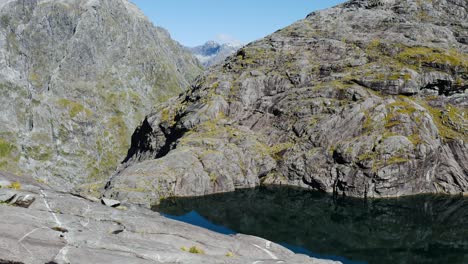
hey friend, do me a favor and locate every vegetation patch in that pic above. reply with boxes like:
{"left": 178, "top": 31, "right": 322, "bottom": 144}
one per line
{"left": 0, "top": 138, "right": 15, "bottom": 158}
{"left": 268, "top": 142, "right": 294, "bottom": 160}
{"left": 254, "top": 141, "right": 295, "bottom": 161}
{"left": 390, "top": 99, "right": 418, "bottom": 115}
{"left": 362, "top": 110, "right": 376, "bottom": 132}
{"left": 8, "top": 182, "right": 21, "bottom": 190}
{"left": 357, "top": 152, "right": 378, "bottom": 162}
{"left": 408, "top": 134, "right": 422, "bottom": 146}
{"left": 209, "top": 172, "right": 218, "bottom": 183}
{"left": 181, "top": 246, "right": 205, "bottom": 254}
{"left": 384, "top": 98, "right": 419, "bottom": 128}
{"left": 419, "top": 101, "right": 467, "bottom": 140}
{"left": 230, "top": 46, "right": 276, "bottom": 71}
{"left": 0, "top": 136, "right": 20, "bottom": 173}
{"left": 386, "top": 156, "right": 409, "bottom": 165}
{"left": 109, "top": 115, "right": 129, "bottom": 147}
{"left": 366, "top": 39, "right": 384, "bottom": 61}
{"left": 57, "top": 98, "right": 93, "bottom": 118}
{"left": 384, "top": 111, "right": 401, "bottom": 129}
{"left": 0, "top": 15, "right": 10, "bottom": 27}
{"left": 7, "top": 32, "right": 19, "bottom": 53}
{"left": 396, "top": 46, "right": 468, "bottom": 71}
{"left": 25, "top": 145, "right": 53, "bottom": 161}
{"left": 349, "top": 41, "right": 466, "bottom": 87}
{"left": 160, "top": 108, "right": 176, "bottom": 125}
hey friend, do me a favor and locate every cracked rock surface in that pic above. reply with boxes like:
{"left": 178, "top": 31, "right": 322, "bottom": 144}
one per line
{"left": 105, "top": 0, "right": 467, "bottom": 207}
{"left": 0, "top": 171, "right": 338, "bottom": 264}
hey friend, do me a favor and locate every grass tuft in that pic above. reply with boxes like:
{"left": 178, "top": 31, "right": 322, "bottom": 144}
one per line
{"left": 8, "top": 182, "right": 21, "bottom": 190}
{"left": 181, "top": 246, "right": 205, "bottom": 254}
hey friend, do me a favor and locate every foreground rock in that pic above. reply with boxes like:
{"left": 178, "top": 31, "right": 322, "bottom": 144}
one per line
{"left": 0, "top": 171, "right": 338, "bottom": 264}
{"left": 105, "top": 0, "right": 467, "bottom": 207}
{"left": 101, "top": 198, "right": 121, "bottom": 208}
{"left": 0, "top": 0, "right": 201, "bottom": 191}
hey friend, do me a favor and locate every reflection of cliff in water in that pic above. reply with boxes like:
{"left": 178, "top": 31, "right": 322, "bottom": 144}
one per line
{"left": 155, "top": 186, "right": 468, "bottom": 264}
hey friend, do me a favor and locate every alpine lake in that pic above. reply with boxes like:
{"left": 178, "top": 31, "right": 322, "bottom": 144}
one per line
{"left": 153, "top": 186, "right": 468, "bottom": 264}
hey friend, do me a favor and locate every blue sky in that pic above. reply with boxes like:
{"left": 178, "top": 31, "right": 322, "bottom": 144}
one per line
{"left": 131, "top": 0, "right": 346, "bottom": 47}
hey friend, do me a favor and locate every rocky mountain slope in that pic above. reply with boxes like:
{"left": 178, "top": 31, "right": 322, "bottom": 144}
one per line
{"left": 0, "top": 0, "right": 201, "bottom": 190}
{"left": 190, "top": 41, "right": 241, "bottom": 67}
{"left": 0, "top": 171, "right": 337, "bottom": 264}
{"left": 105, "top": 0, "right": 467, "bottom": 207}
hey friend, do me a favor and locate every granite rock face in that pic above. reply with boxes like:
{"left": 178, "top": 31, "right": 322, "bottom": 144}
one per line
{"left": 105, "top": 0, "right": 467, "bottom": 207}
{"left": 0, "top": 0, "right": 201, "bottom": 191}
{"left": 0, "top": 171, "right": 339, "bottom": 264}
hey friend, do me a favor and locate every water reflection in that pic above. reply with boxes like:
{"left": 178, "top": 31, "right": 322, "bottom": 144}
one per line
{"left": 154, "top": 186, "right": 468, "bottom": 264}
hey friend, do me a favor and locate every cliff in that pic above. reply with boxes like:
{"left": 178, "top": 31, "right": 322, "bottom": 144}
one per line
{"left": 105, "top": 0, "right": 467, "bottom": 207}
{"left": 0, "top": 0, "right": 202, "bottom": 191}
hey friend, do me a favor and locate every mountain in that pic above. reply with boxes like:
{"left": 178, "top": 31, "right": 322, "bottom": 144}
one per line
{"left": 105, "top": 0, "right": 467, "bottom": 207}
{"left": 190, "top": 41, "right": 242, "bottom": 67}
{"left": 0, "top": 0, "right": 202, "bottom": 191}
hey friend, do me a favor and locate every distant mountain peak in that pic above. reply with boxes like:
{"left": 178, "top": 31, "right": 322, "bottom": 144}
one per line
{"left": 190, "top": 41, "right": 242, "bottom": 68}
{"left": 205, "top": 40, "right": 220, "bottom": 46}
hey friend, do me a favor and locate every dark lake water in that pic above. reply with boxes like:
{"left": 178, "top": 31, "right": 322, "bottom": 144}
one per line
{"left": 153, "top": 186, "right": 468, "bottom": 264}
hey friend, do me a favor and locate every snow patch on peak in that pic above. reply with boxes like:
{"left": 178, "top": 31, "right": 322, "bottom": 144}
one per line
{"left": 190, "top": 41, "right": 242, "bottom": 68}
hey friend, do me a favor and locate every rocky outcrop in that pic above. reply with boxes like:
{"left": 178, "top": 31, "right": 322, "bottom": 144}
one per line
{"left": 105, "top": 0, "right": 467, "bottom": 207}
{"left": 0, "top": 171, "right": 338, "bottom": 264}
{"left": 190, "top": 41, "right": 242, "bottom": 67}
{"left": 0, "top": 0, "right": 201, "bottom": 191}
